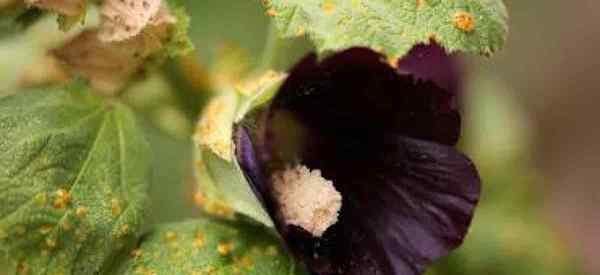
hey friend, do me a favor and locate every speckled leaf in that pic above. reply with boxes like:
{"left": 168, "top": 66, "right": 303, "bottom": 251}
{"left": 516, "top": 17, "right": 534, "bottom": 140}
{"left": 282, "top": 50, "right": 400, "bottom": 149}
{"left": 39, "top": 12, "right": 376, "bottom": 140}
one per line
{"left": 262, "top": 0, "right": 508, "bottom": 58}
{"left": 117, "top": 218, "right": 307, "bottom": 275}
{"left": 0, "top": 85, "right": 150, "bottom": 274}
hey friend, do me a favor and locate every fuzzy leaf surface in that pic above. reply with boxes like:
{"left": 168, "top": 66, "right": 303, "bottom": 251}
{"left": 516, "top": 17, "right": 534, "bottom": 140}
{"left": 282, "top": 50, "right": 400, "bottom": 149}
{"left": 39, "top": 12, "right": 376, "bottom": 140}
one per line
{"left": 0, "top": 86, "right": 150, "bottom": 274}
{"left": 117, "top": 218, "right": 307, "bottom": 275}
{"left": 263, "top": 0, "right": 508, "bottom": 58}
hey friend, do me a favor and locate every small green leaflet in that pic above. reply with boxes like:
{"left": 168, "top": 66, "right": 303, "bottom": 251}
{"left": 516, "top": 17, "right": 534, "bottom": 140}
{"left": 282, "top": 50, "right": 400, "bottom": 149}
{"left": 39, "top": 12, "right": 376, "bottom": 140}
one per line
{"left": 116, "top": 218, "right": 307, "bottom": 275}
{"left": 262, "top": 0, "right": 508, "bottom": 58}
{"left": 0, "top": 86, "right": 151, "bottom": 274}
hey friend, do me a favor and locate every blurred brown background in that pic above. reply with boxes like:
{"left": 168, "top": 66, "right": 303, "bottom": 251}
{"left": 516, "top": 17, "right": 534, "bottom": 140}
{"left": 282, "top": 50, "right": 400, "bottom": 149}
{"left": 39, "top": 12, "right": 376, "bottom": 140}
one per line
{"left": 481, "top": 0, "right": 600, "bottom": 273}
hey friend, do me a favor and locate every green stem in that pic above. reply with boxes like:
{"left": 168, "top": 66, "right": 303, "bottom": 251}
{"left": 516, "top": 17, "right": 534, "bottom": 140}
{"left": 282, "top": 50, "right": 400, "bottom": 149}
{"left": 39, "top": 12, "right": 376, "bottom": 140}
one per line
{"left": 257, "top": 21, "right": 283, "bottom": 72}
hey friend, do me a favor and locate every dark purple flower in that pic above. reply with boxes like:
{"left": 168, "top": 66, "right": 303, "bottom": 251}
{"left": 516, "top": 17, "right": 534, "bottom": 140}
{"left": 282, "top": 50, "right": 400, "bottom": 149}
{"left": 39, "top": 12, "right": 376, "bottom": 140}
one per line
{"left": 234, "top": 44, "right": 481, "bottom": 275}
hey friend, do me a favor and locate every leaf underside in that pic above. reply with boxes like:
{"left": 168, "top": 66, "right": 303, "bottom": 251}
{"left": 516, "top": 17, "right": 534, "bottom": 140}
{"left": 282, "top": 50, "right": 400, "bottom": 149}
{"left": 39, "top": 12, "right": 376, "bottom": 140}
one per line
{"left": 263, "top": 0, "right": 508, "bottom": 58}
{"left": 0, "top": 87, "right": 150, "bottom": 274}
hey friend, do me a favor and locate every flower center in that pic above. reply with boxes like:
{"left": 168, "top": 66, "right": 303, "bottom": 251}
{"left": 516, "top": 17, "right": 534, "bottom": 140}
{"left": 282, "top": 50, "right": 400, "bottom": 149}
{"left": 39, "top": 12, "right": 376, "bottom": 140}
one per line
{"left": 271, "top": 165, "right": 342, "bottom": 237}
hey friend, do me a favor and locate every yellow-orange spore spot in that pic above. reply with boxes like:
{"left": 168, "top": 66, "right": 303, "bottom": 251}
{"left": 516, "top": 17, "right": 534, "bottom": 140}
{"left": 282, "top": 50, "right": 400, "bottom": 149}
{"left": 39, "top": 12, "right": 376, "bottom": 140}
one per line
{"left": 322, "top": 2, "right": 336, "bottom": 15}
{"left": 53, "top": 189, "right": 71, "bottom": 209}
{"left": 16, "top": 262, "right": 28, "bottom": 275}
{"left": 204, "top": 266, "right": 217, "bottom": 275}
{"left": 39, "top": 224, "right": 54, "bottom": 235}
{"left": 75, "top": 207, "right": 88, "bottom": 218}
{"left": 193, "top": 231, "right": 206, "bottom": 249}
{"left": 165, "top": 231, "right": 178, "bottom": 242}
{"left": 266, "top": 8, "right": 277, "bottom": 17}
{"left": 45, "top": 237, "right": 57, "bottom": 249}
{"left": 204, "top": 201, "right": 235, "bottom": 219}
{"left": 130, "top": 248, "right": 143, "bottom": 259}
{"left": 296, "top": 26, "right": 306, "bottom": 37}
{"left": 217, "top": 241, "right": 234, "bottom": 256}
{"left": 234, "top": 255, "right": 254, "bottom": 270}
{"left": 193, "top": 191, "right": 206, "bottom": 207}
{"left": 387, "top": 56, "right": 399, "bottom": 69}
{"left": 111, "top": 198, "right": 122, "bottom": 217}
{"left": 453, "top": 11, "right": 476, "bottom": 32}
{"left": 120, "top": 224, "right": 130, "bottom": 235}
{"left": 416, "top": 0, "right": 425, "bottom": 9}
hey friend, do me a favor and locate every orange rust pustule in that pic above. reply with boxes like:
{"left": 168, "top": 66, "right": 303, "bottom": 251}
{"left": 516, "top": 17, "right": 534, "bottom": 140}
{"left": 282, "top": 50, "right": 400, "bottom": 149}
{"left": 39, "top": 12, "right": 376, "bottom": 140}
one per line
{"left": 453, "top": 11, "right": 476, "bottom": 32}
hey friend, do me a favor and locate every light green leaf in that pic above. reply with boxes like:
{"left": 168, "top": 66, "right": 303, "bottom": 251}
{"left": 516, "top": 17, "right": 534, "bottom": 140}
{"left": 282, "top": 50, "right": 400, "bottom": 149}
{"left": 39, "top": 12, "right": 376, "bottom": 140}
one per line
{"left": 193, "top": 72, "right": 288, "bottom": 227}
{"left": 192, "top": 88, "right": 273, "bottom": 226}
{"left": 263, "top": 0, "right": 508, "bottom": 58}
{"left": 0, "top": 85, "right": 151, "bottom": 274}
{"left": 117, "top": 218, "right": 307, "bottom": 275}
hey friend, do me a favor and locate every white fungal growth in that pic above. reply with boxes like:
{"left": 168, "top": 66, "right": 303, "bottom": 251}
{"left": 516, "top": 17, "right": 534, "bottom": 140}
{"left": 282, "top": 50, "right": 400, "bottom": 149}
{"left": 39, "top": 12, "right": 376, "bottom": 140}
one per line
{"left": 272, "top": 165, "right": 342, "bottom": 237}
{"left": 98, "top": 0, "right": 162, "bottom": 42}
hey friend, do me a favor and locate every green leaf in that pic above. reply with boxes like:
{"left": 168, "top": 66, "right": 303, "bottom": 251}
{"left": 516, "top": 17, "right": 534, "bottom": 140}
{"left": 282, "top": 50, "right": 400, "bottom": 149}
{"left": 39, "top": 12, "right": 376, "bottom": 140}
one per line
{"left": 192, "top": 89, "right": 273, "bottom": 226}
{"left": 193, "top": 72, "right": 288, "bottom": 227}
{"left": 146, "top": 7, "right": 194, "bottom": 66}
{"left": 183, "top": 0, "right": 311, "bottom": 72}
{"left": 262, "top": 0, "right": 508, "bottom": 58}
{"left": 0, "top": 85, "right": 151, "bottom": 274}
{"left": 116, "top": 218, "right": 307, "bottom": 275}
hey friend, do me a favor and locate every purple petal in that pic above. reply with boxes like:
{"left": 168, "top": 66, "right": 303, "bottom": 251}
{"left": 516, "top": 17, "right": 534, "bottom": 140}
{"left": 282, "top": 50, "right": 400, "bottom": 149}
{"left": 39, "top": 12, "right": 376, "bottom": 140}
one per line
{"left": 235, "top": 47, "right": 479, "bottom": 275}
{"left": 396, "top": 43, "right": 463, "bottom": 97}
{"left": 234, "top": 126, "right": 271, "bottom": 208}
{"left": 288, "top": 135, "right": 481, "bottom": 275}
{"left": 273, "top": 47, "right": 461, "bottom": 146}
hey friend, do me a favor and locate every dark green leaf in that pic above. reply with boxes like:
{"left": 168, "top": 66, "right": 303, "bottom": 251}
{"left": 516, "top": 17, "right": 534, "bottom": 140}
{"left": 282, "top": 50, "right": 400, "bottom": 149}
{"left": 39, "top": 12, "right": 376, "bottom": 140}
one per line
{"left": 0, "top": 86, "right": 151, "bottom": 274}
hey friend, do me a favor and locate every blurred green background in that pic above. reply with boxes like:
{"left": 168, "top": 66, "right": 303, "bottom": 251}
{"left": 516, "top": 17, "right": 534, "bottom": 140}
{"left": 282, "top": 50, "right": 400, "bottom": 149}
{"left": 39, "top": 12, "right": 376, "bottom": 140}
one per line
{"left": 0, "top": 0, "right": 597, "bottom": 274}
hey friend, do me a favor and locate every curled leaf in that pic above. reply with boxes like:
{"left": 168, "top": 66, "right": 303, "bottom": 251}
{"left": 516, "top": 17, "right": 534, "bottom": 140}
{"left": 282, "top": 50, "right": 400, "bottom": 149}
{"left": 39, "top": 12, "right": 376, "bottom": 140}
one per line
{"left": 0, "top": 85, "right": 151, "bottom": 274}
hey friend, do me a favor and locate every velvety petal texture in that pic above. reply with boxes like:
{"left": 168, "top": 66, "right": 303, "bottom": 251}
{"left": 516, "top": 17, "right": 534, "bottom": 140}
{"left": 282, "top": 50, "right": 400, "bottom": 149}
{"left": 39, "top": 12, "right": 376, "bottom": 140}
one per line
{"left": 235, "top": 45, "right": 481, "bottom": 275}
{"left": 396, "top": 43, "right": 463, "bottom": 97}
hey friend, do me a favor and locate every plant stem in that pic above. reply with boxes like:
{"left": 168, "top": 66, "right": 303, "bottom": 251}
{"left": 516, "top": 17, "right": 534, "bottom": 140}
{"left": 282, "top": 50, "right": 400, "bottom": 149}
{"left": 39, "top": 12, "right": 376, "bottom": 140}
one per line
{"left": 257, "top": 21, "right": 283, "bottom": 72}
